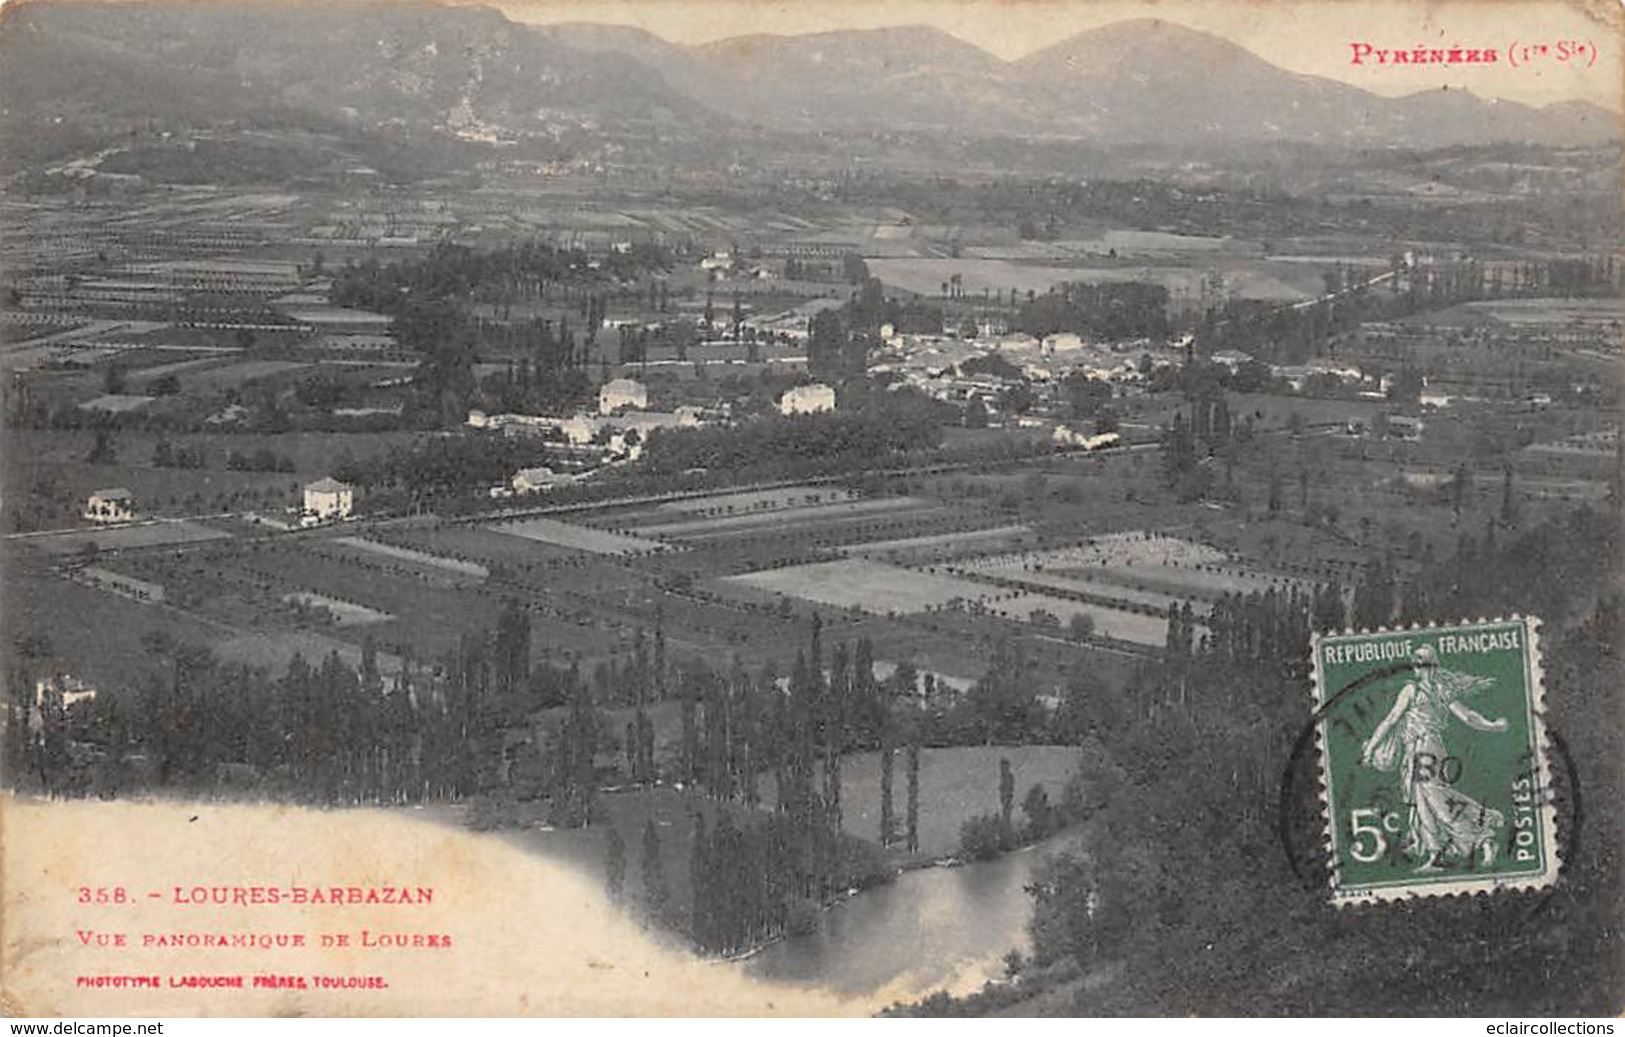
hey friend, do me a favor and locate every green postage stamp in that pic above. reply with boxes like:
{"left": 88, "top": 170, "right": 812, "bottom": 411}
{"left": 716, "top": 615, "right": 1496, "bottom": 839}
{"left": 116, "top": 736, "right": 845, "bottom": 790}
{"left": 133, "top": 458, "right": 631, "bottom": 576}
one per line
{"left": 1311, "top": 617, "right": 1559, "bottom": 904}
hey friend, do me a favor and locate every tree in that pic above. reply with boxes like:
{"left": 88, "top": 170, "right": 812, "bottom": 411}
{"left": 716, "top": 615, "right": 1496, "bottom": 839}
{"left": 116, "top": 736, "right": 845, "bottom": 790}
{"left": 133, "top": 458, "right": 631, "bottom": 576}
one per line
{"left": 1160, "top": 411, "right": 1196, "bottom": 488}
{"left": 86, "top": 428, "right": 116, "bottom": 464}
{"left": 690, "top": 811, "right": 711, "bottom": 949}
{"left": 999, "top": 757, "right": 1016, "bottom": 844}
{"left": 604, "top": 827, "right": 627, "bottom": 903}
{"left": 1451, "top": 461, "right": 1474, "bottom": 516}
{"left": 959, "top": 813, "right": 1005, "bottom": 861}
{"left": 879, "top": 743, "right": 897, "bottom": 847}
{"left": 905, "top": 742, "right": 921, "bottom": 854}
{"left": 1022, "top": 783, "right": 1053, "bottom": 841}
{"left": 1024, "top": 848, "right": 1103, "bottom": 968}
{"left": 641, "top": 818, "right": 668, "bottom": 919}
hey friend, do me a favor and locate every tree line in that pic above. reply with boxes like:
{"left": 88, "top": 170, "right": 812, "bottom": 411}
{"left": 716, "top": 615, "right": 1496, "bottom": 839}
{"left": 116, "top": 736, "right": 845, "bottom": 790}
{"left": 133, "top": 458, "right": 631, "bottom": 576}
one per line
{"left": 908, "top": 504, "right": 1620, "bottom": 1015}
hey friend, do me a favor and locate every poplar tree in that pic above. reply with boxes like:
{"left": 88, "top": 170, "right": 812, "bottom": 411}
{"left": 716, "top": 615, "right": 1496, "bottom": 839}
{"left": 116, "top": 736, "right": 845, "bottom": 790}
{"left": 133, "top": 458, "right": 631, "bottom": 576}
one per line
{"left": 641, "top": 818, "right": 667, "bottom": 919}
{"left": 879, "top": 739, "right": 896, "bottom": 847}
{"left": 905, "top": 742, "right": 921, "bottom": 854}
{"left": 605, "top": 827, "right": 626, "bottom": 903}
{"left": 999, "top": 757, "right": 1016, "bottom": 845}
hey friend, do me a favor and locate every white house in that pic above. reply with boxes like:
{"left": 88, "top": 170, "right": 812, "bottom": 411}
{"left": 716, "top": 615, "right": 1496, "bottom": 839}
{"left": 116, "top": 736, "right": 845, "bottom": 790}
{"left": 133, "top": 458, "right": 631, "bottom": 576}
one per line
{"left": 303, "top": 477, "right": 354, "bottom": 523}
{"left": 35, "top": 674, "right": 97, "bottom": 711}
{"left": 1053, "top": 426, "right": 1121, "bottom": 451}
{"left": 555, "top": 408, "right": 704, "bottom": 449}
{"left": 598, "top": 378, "right": 648, "bottom": 415}
{"left": 84, "top": 488, "right": 135, "bottom": 524}
{"left": 1210, "top": 349, "right": 1254, "bottom": 371}
{"left": 779, "top": 383, "right": 837, "bottom": 416}
{"left": 511, "top": 466, "right": 573, "bottom": 495}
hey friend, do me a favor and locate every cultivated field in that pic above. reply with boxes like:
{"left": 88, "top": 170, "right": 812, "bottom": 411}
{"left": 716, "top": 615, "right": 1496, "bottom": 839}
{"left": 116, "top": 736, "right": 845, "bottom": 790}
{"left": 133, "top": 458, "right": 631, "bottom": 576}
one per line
{"left": 212, "top": 628, "right": 404, "bottom": 675}
{"left": 960, "top": 533, "right": 1228, "bottom": 571}
{"left": 332, "top": 535, "right": 491, "bottom": 580}
{"left": 627, "top": 497, "right": 935, "bottom": 539}
{"left": 377, "top": 524, "right": 586, "bottom": 568}
{"left": 724, "top": 558, "right": 994, "bottom": 615}
{"left": 19, "top": 518, "right": 232, "bottom": 556}
{"left": 837, "top": 524, "right": 1035, "bottom": 562}
{"left": 970, "top": 567, "right": 1185, "bottom": 612}
{"left": 281, "top": 591, "right": 393, "bottom": 626}
{"left": 1426, "top": 297, "right": 1624, "bottom": 328}
{"left": 486, "top": 517, "right": 670, "bottom": 555}
{"left": 652, "top": 486, "right": 858, "bottom": 516}
{"left": 953, "top": 532, "right": 1307, "bottom": 609}
{"left": 979, "top": 591, "right": 1171, "bottom": 645}
{"left": 866, "top": 257, "right": 1316, "bottom": 303}
{"left": 1063, "top": 563, "right": 1306, "bottom": 603}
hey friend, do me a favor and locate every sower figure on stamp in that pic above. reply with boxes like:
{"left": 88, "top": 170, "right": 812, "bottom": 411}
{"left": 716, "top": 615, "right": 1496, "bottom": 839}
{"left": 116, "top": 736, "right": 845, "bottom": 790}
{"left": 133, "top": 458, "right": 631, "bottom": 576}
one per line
{"left": 1360, "top": 645, "right": 1509, "bottom": 872}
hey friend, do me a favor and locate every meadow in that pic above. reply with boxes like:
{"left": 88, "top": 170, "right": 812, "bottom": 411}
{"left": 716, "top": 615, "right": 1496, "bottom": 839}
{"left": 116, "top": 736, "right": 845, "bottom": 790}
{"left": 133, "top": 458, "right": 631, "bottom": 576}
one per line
{"left": 762, "top": 744, "right": 1084, "bottom": 859}
{"left": 724, "top": 558, "right": 995, "bottom": 615}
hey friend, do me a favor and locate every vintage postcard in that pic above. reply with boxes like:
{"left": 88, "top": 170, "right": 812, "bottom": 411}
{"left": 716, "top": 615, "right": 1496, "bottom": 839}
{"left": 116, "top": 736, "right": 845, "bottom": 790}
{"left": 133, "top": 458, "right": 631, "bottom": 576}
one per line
{"left": 1, "top": 0, "right": 1621, "bottom": 1020}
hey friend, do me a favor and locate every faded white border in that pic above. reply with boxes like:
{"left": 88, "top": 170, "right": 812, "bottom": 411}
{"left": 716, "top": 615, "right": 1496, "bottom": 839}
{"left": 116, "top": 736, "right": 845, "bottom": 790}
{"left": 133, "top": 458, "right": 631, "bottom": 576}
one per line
{"left": 1308, "top": 615, "right": 1561, "bottom": 906}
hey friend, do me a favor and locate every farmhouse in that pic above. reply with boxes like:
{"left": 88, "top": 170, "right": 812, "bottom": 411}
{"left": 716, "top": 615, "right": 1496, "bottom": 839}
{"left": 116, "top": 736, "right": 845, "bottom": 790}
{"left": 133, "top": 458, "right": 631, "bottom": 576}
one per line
{"left": 598, "top": 378, "right": 649, "bottom": 415}
{"left": 34, "top": 674, "right": 98, "bottom": 711}
{"left": 1385, "top": 415, "right": 1425, "bottom": 442}
{"left": 779, "top": 383, "right": 837, "bottom": 416}
{"left": 84, "top": 488, "right": 135, "bottom": 524}
{"left": 1053, "top": 426, "right": 1121, "bottom": 451}
{"left": 511, "top": 466, "right": 575, "bottom": 495}
{"left": 303, "top": 478, "right": 355, "bottom": 523}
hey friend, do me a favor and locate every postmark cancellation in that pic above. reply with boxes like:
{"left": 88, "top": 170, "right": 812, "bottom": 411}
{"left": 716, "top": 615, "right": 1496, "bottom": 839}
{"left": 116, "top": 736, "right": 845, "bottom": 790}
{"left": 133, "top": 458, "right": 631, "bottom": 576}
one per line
{"left": 1310, "top": 616, "right": 1559, "bottom": 905}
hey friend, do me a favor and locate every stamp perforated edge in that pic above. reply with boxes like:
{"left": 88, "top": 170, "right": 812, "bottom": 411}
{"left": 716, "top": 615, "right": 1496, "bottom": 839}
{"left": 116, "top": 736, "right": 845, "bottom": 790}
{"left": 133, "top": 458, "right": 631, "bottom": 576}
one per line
{"left": 1307, "top": 614, "right": 1561, "bottom": 907}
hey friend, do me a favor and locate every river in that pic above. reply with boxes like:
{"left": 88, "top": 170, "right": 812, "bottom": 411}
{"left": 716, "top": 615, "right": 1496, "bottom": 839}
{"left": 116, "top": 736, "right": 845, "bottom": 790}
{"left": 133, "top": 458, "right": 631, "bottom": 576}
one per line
{"left": 744, "top": 836, "right": 1078, "bottom": 1001}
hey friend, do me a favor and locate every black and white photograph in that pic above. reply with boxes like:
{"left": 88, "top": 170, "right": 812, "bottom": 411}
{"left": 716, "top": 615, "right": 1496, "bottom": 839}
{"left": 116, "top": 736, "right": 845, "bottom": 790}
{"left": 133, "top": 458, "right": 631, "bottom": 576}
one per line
{"left": 0, "top": 0, "right": 1620, "bottom": 1019}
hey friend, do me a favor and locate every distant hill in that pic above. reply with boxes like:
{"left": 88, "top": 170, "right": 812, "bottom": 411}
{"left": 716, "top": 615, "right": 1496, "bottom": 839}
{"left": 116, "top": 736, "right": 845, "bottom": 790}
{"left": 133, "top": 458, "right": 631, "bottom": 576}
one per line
{"left": 684, "top": 26, "right": 1044, "bottom": 133}
{"left": 0, "top": 4, "right": 1613, "bottom": 175}
{"left": 1014, "top": 18, "right": 1615, "bottom": 147}
{"left": 0, "top": 2, "right": 719, "bottom": 171}
{"left": 546, "top": 15, "right": 1618, "bottom": 147}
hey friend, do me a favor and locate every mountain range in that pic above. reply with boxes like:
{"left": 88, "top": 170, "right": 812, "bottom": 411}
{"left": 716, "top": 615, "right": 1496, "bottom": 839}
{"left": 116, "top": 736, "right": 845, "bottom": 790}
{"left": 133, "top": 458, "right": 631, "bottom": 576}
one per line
{"left": 538, "top": 18, "right": 1617, "bottom": 146}
{"left": 1, "top": 2, "right": 1615, "bottom": 168}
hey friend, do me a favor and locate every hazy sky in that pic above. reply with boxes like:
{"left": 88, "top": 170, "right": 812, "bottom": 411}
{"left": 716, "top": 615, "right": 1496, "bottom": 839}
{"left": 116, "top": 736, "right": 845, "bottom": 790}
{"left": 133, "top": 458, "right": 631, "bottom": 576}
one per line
{"left": 494, "top": 0, "right": 1623, "bottom": 109}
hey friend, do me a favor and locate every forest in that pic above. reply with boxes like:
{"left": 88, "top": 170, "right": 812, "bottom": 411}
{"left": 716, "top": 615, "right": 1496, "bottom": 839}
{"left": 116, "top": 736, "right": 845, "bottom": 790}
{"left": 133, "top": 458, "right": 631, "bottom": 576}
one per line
{"left": 899, "top": 503, "right": 1622, "bottom": 1016}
